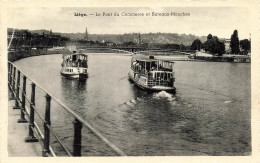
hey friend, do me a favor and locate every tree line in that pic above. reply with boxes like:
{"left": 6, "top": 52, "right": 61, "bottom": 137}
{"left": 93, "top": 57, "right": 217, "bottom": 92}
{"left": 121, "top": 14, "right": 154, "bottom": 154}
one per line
{"left": 191, "top": 30, "right": 251, "bottom": 56}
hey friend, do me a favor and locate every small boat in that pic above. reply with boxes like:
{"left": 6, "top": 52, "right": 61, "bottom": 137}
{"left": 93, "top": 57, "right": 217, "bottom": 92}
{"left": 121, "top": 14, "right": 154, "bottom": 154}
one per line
{"left": 128, "top": 54, "right": 176, "bottom": 93}
{"left": 60, "top": 52, "right": 88, "bottom": 80}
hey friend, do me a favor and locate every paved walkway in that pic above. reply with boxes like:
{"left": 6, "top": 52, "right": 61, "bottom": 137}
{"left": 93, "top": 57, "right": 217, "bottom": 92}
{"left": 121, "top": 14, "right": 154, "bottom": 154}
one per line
{"left": 8, "top": 98, "right": 42, "bottom": 157}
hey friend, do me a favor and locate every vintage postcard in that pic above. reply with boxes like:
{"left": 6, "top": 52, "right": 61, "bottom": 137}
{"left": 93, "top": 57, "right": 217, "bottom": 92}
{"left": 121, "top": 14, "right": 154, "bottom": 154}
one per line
{"left": 0, "top": 0, "right": 259, "bottom": 163}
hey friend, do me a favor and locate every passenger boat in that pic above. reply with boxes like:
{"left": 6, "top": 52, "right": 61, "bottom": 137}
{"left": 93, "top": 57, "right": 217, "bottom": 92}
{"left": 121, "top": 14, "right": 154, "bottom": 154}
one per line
{"left": 60, "top": 52, "right": 88, "bottom": 80}
{"left": 128, "top": 54, "right": 176, "bottom": 92}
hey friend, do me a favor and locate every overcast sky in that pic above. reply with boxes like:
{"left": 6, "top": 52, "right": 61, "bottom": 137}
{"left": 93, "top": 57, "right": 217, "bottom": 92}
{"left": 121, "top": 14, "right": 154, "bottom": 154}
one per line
{"left": 7, "top": 7, "right": 250, "bottom": 39}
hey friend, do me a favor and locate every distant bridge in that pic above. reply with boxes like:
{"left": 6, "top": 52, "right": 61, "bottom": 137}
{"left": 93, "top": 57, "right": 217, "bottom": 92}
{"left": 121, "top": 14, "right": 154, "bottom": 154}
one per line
{"left": 169, "top": 58, "right": 196, "bottom": 61}
{"left": 9, "top": 45, "right": 195, "bottom": 56}
{"left": 76, "top": 46, "right": 195, "bottom": 54}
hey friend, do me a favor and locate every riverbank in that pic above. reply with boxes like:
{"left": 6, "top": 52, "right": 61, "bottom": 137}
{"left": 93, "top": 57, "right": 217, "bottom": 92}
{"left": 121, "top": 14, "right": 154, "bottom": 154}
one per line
{"left": 8, "top": 49, "right": 67, "bottom": 62}
{"left": 193, "top": 51, "right": 251, "bottom": 63}
{"left": 8, "top": 48, "right": 134, "bottom": 62}
{"left": 194, "top": 55, "right": 251, "bottom": 63}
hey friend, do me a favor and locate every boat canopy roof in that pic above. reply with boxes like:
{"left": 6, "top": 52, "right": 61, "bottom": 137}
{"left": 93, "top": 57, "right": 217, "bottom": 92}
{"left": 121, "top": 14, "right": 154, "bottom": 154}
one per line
{"left": 133, "top": 54, "right": 157, "bottom": 62}
{"left": 133, "top": 54, "right": 174, "bottom": 63}
{"left": 63, "top": 53, "right": 87, "bottom": 57}
{"left": 62, "top": 52, "right": 88, "bottom": 61}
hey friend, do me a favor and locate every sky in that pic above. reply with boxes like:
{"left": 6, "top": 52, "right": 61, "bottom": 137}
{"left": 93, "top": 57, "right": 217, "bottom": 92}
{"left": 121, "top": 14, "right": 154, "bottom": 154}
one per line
{"left": 7, "top": 7, "right": 250, "bottom": 39}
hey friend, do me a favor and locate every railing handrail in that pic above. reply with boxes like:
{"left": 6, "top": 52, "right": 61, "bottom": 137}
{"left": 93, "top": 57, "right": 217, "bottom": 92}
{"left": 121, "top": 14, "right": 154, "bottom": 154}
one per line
{"left": 8, "top": 61, "right": 126, "bottom": 156}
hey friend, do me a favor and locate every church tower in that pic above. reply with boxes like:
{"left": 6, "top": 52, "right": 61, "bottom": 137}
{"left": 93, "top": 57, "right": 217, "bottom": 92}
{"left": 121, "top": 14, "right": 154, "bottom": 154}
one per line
{"left": 138, "top": 33, "right": 141, "bottom": 44}
{"left": 85, "top": 27, "right": 88, "bottom": 40}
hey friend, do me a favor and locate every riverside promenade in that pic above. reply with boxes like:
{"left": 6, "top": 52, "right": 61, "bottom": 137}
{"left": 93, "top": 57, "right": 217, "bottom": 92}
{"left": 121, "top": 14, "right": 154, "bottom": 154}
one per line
{"left": 8, "top": 93, "right": 42, "bottom": 157}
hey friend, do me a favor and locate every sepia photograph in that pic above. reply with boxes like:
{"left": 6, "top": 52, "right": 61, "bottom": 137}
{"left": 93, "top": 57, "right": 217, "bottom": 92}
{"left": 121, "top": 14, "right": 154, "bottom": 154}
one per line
{"left": 0, "top": 1, "right": 259, "bottom": 162}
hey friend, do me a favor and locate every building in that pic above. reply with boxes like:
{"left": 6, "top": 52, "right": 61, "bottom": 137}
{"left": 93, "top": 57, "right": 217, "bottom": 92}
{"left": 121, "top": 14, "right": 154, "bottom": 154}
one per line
{"left": 7, "top": 28, "right": 69, "bottom": 48}
{"left": 105, "top": 41, "right": 115, "bottom": 47}
{"left": 134, "top": 33, "right": 142, "bottom": 44}
{"left": 7, "top": 28, "right": 31, "bottom": 39}
{"left": 219, "top": 38, "right": 231, "bottom": 54}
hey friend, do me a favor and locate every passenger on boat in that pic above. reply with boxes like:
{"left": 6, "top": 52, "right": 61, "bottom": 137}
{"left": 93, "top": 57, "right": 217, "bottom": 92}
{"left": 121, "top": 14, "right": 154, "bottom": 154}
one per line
{"left": 141, "top": 69, "right": 145, "bottom": 74}
{"left": 159, "top": 64, "right": 162, "bottom": 70}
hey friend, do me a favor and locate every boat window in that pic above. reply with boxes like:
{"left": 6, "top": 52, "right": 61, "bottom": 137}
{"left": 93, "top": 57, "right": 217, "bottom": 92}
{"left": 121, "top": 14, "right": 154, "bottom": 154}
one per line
{"left": 155, "top": 72, "right": 161, "bottom": 80}
{"left": 167, "top": 73, "right": 173, "bottom": 79}
{"left": 72, "top": 55, "right": 77, "bottom": 61}
{"left": 163, "top": 73, "right": 165, "bottom": 80}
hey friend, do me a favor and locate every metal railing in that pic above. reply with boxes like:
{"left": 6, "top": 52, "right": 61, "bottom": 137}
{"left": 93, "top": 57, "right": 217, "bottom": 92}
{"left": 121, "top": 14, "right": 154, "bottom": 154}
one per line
{"left": 8, "top": 61, "right": 126, "bottom": 157}
{"left": 147, "top": 76, "right": 174, "bottom": 87}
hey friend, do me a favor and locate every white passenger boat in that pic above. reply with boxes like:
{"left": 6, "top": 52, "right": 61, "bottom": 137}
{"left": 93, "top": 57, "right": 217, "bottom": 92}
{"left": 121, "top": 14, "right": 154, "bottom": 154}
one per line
{"left": 128, "top": 54, "right": 176, "bottom": 93}
{"left": 60, "top": 52, "right": 88, "bottom": 80}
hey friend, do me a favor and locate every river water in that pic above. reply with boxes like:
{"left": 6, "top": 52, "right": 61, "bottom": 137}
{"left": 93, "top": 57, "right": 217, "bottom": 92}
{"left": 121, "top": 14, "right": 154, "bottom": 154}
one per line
{"left": 14, "top": 53, "right": 251, "bottom": 156}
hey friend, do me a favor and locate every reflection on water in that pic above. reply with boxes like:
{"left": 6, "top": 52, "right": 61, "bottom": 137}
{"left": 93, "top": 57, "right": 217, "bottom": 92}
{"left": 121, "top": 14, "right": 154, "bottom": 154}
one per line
{"left": 14, "top": 53, "right": 251, "bottom": 156}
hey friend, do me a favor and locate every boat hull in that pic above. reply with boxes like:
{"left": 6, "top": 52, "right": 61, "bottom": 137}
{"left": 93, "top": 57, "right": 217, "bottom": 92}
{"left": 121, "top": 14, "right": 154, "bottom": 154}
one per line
{"left": 60, "top": 68, "right": 88, "bottom": 80}
{"left": 61, "top": 72, "right": 88, "bottom": 79}
{"left": 128, "top": 72, "right": 176, "bottom": 93}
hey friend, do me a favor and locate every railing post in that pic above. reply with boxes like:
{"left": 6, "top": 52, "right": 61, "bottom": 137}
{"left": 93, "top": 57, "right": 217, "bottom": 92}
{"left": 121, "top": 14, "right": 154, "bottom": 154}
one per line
{"left": 25, "top": 83, "right": 38, "bottom": 142}
{"left": 12, "top": 67, "right": 16, "bottom": 93}
{"left": 9, "top": 64, "right": 15, "bottom": 100}
{"left": 9, "top": 64, "right": 13, "bottom": 88}
{"left": 18, "top": 76, "right": 28, "bottom": 123}
{"left": 42, "top": 94, "right": 51, "bottom": 157}
{"left": 8, "top": 63, "right": 11, "bottom": 84}
{"left": 13, "top": 70, "right": 21, "bottom": 109}
{"left": 73, "top": 118, "right": 82, "bottom": 156}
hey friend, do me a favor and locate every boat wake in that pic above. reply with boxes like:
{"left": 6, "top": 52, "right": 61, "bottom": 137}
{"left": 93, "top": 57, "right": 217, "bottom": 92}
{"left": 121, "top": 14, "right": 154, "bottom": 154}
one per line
{"left": 153, "top": 91, "right": 175, "bottom": 100}
{"left": 124, "top": 97, "right": 141, "bottom": 107}
{"left": 224, "top": 100, "right": 232, "bottom": 104}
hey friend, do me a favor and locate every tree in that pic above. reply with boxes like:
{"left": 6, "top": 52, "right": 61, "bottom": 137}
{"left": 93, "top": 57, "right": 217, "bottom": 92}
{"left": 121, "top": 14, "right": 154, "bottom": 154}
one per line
{"left": 180, "top": 44, "right": 186, "bottom": 51}
{"left": 203, "top": 34, "right": 214, "bottom": 52}
{"left": 240, "top": 39, "right": 250, "bottom": 54}
{"left": 202, "top": 35, "right": 225, "bottom": 56}
{"left": 191, "top": 39, "right": 202, "bottom": 51}
{"left": 123, "top": 41, "right": 136, "bottom": 47}
{"left": 207, "top": 34, "right": 212, "bottom": 40}
{"left": 230, "top": 30, "right": 240, "bottom": 54}
{"left": 211, "top": 36, "right": 225, "bottom": 56}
